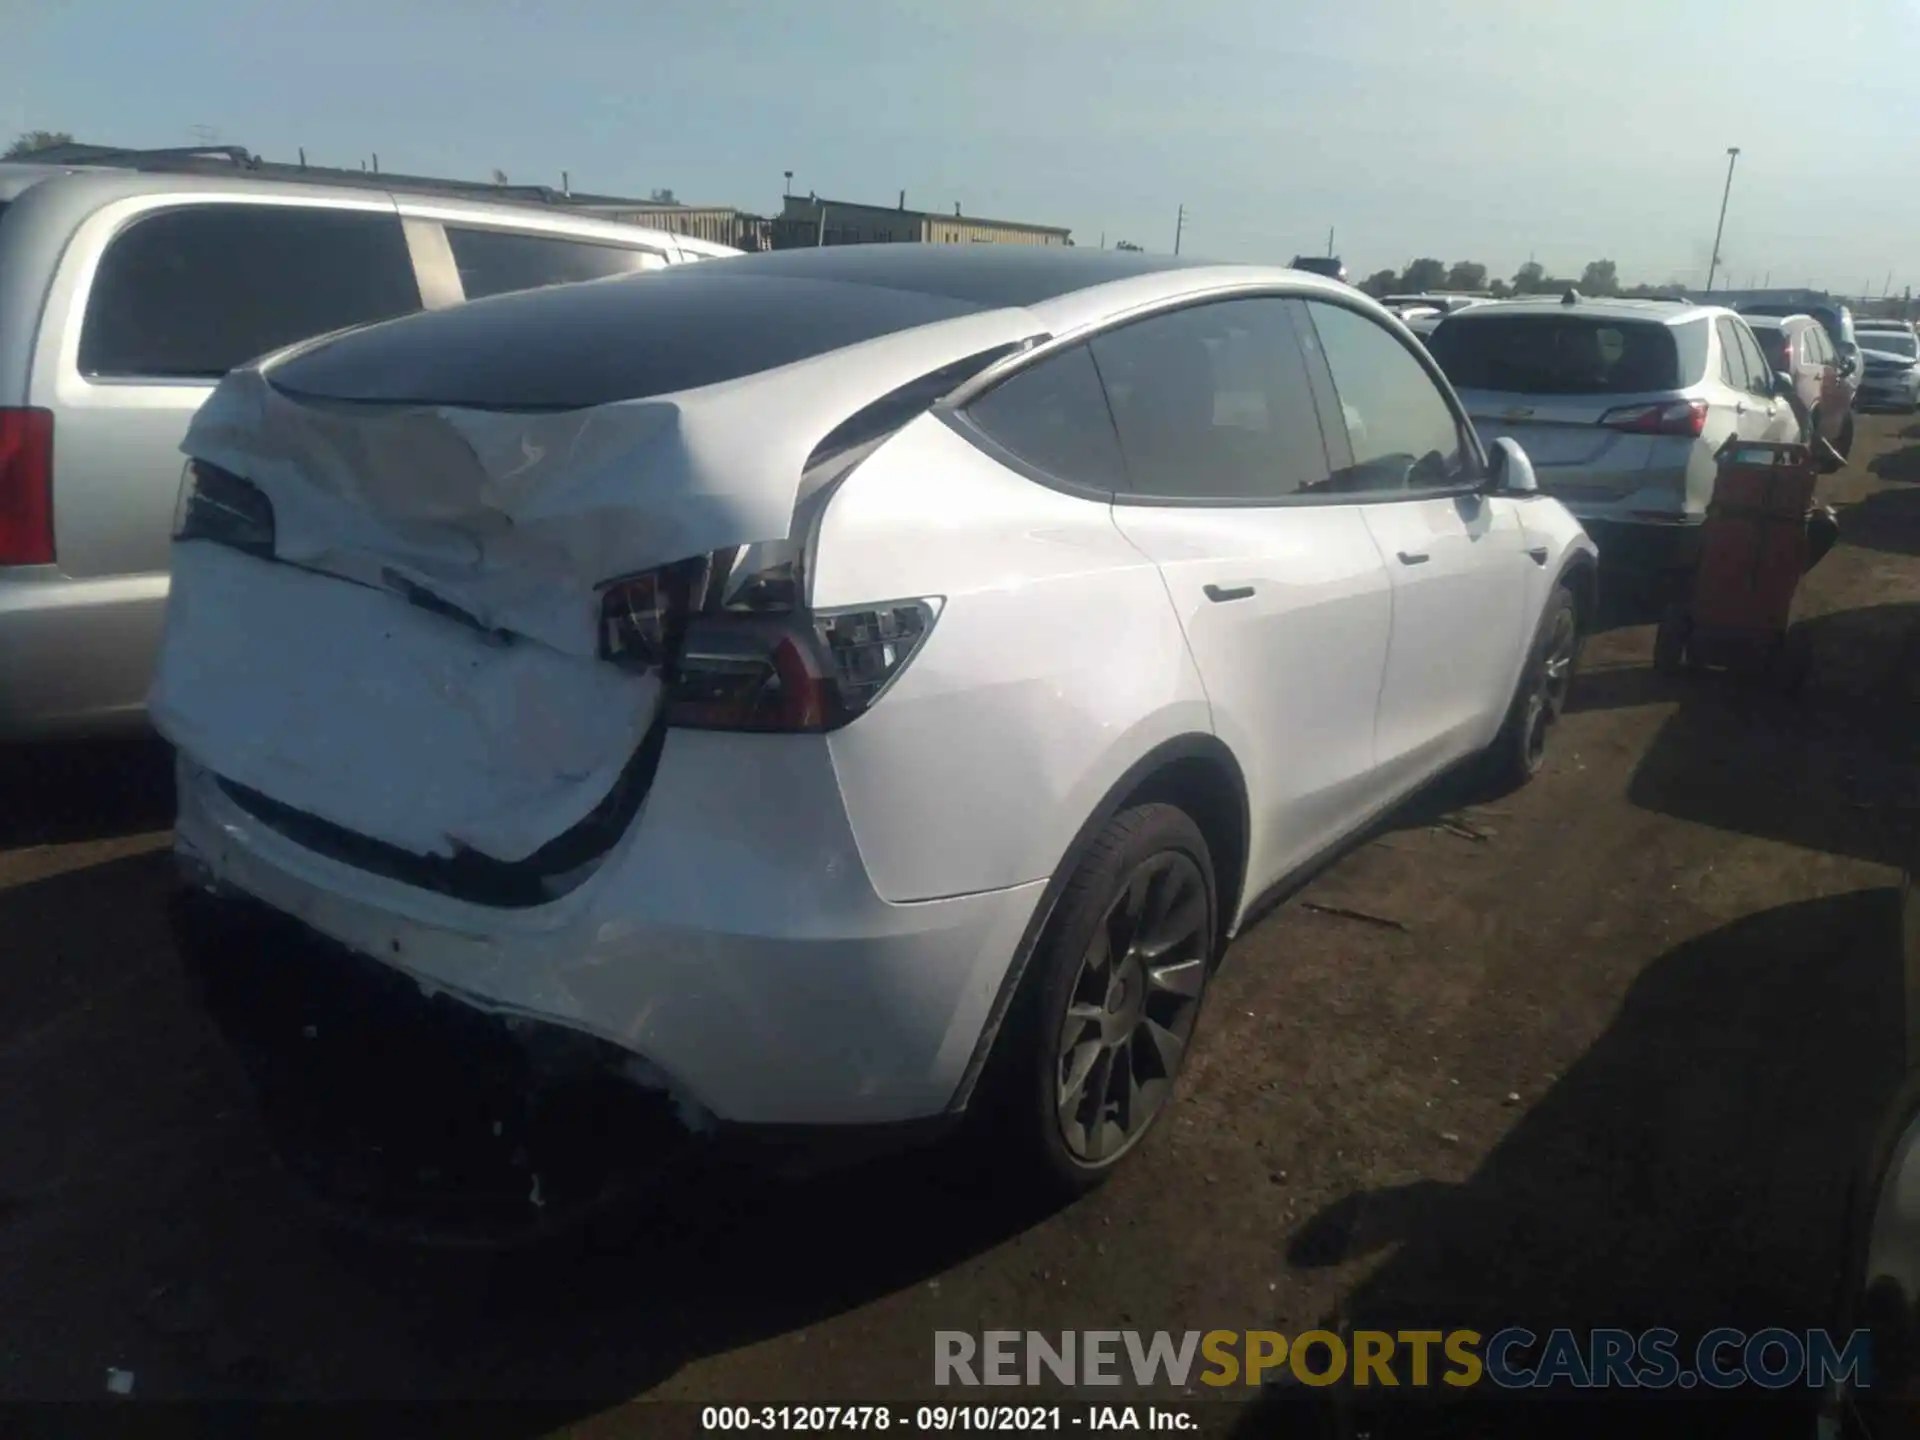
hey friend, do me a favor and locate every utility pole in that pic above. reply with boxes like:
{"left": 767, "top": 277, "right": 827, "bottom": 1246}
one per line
{"left": 1885, "top": 270, "right": 1894, "bottom": 298}
{"left": 1174, "top": 204, "right": 1186, "bottom": 256}
{"left": 1326, "top": 226, "right": 1335, "bottom": 258}
{"left": 1099, "top": 231, "right": 1105, "bottom": 249}
{"left": 783, "top": 170, "right": 793, "bottom": 199}
{"left": 1704, "top": 146, "right": 1740, "bottom": 291}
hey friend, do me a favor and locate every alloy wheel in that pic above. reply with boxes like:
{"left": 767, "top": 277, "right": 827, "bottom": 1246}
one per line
{"left": 1055, "top": 852, "right": 1210, "bottom": 1165}
{"left": 1525, "top": 605, "right": 1579, "bottom": 769}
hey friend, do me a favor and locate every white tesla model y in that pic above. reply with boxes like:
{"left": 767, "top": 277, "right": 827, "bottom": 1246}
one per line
{"left": 155, "top": 245, "right": 1595, "bottom": 1237}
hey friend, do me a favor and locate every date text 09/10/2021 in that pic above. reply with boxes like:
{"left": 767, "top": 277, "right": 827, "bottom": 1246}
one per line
{"left": 701, "top": 1406, "right": 1193, "bottom": 1431}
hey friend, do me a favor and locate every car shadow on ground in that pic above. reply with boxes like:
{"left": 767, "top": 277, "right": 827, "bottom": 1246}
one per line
{"left": 1227, "top": 885, "right": 1906, "bottom": 1439}
{"left": 0, "top": 839, "right": 1055, "bottom": 1420}
{"left": 1610, "top": 601, "right": 1920, "bottom": 870}
{"left": 0, "top": 734, "right": 175, "bottom": 849}
{"left": 1836, "top": 482, "right": 1920, "bottom": 558}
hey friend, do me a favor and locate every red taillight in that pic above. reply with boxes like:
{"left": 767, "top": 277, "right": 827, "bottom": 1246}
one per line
{"left": 667, "top": 601, "right": 939, "bottom": 734}
{"left": 0, "top": 407, "right": 54, "bottom": 566}
{"left": 1597, "top": 399, "right": 1708, "bottom": 438}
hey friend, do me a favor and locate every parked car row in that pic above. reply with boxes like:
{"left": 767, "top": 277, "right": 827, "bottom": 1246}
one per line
{"left": 1404, "top": 287, "right": 1909, "bottom": 593}
{"left": 1854, "top": 317, "right": 1920, "bottom": 412}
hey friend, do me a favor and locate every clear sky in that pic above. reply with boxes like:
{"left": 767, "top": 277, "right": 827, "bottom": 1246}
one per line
{"left": 10, "top": 0, "right": 1919, "bottom": 294}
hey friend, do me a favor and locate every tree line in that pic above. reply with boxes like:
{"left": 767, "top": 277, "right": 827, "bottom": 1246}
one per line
{"left": 1358, "top": 256, "right": 1684, "bottom": 301}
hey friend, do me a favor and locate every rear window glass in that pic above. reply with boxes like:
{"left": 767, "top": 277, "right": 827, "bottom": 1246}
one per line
{"left": 1427, "top": 315, "right": 1685, "bottom": 395}
{"left": 267, "top": 267, "right": 990, "bottom": 409}
{"left": 79, "top": 204, "right": 422, "bottom": 380}
{"left": 446, "top": 226, "right": 666, "bottom": 301}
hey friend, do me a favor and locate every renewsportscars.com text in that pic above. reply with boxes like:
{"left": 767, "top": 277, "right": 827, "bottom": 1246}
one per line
{"left": 934, "top": 1327, "right": 1872, "bottom": 1391}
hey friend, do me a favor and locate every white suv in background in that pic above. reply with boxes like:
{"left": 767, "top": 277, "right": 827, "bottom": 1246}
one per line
{"left": 157, "top": 247, "right": 1595, "bottom": 1237}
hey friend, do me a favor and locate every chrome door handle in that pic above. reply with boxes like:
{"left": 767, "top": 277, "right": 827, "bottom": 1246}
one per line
{"left": 1397, "top": 551, "right": 1430, "bottom": 566}
{"left": 1203, "top": 583, "right": 1255, "bottom": 603}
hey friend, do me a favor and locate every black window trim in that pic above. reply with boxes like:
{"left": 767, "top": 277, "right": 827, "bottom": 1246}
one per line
{"left": 941, "top": 285, "right": 1490, "bottom": 511}
{"left": 74, "top": 195, "right": 425, "bottom": 389}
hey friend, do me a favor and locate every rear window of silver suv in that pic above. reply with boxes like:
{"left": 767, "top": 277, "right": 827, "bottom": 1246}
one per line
{"left": 1427, "top": 314, "right": 1708, "bottom": 395}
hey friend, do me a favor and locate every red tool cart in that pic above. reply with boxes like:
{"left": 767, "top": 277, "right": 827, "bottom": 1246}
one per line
{"left": 1652, "top": 438, "right": 1830, "bottom": 689}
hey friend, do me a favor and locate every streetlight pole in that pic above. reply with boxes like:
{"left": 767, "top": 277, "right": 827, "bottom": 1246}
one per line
{"left": 1174, "top": 203, "right": 1186, "bottom": 256}
{"left": 783, "top": 170, "right": 793, "bottom": 200}
{"left": 1705, "top": 146, "right": 1740, "bottom": 292}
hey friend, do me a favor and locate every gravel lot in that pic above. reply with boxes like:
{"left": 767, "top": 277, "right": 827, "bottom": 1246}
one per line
{"left": 5, "top": 415, "right": 1919, "bottom": 1433}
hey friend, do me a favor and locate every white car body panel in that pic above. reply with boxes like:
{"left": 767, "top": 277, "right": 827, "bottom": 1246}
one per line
{"left": 174, "top": 738, "right": 1045, "bottom": 1126}
{"left": 812, "top": 416, "right": 1211, "bottom": 904}
{"left": 1358, "top": 494, "right": 1532, "bottom": 781}
{"left": 1108, "top": 502, "right": 1391, "bottom": 905}
{"left": 154, "top": 541, "right": 660, "bottom": 863}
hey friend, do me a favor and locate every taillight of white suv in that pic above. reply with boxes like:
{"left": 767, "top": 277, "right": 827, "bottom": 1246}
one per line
{"left": 598, "top": 554, "right": 939, "bottom": 733}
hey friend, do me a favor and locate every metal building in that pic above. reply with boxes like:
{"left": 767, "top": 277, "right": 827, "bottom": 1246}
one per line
{"left": 776, "top": 193, "right": 1072, "bottom": 247}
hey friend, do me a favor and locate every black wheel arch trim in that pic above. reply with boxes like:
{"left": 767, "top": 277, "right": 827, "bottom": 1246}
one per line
{"left": 942, "top": 732, "right": 1249, "bottom": 1115}
{"left": 1553, "top": 547, "right": 1599, "bottom": 629}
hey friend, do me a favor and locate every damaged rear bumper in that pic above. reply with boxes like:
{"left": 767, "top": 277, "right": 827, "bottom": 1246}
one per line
{"left": 172, "top": 885, "right": 696, "bottom": 1245}
{"left": 173, "top": 738, "right": 1047, "bottom": 1132}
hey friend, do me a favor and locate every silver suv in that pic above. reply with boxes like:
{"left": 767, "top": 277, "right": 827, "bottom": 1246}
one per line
{"left": 1426, "top": 294, "right": 1799, "bottom": 582}
{"left": 0, "top": 155, "right": 734, "bottom": 741}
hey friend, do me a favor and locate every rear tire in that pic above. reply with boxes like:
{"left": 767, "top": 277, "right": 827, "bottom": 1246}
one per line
{"left": 982, "top": 803, "right": 1217, "bottom": 1201}
{"left": 1484, "top": 583, "right": 1580, "bottom": 791}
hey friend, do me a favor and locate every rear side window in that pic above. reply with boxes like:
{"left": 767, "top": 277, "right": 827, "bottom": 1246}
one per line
{"left": 1428, "top": 316, "right": 1683, "bottom": 395}
{"left": 1304, "top": 300, "right": 1466, "bottom": 492}
{"left": 1086, "top": 297, "right": 1334, "bottom": 501}
{"left": 1731, "top": 323, "right": 1773, "bottom": 395}
{"left": 1716, "top": 318, "right": 1753, "bottom": 389}
{"left": 962, "top": 343, "right": 1125, "bottom": 492}
{"left": 79, "top": 204, "right": 421, "bottom": 380}
{"left": 445, "top": 226, "right": 667, "bottom": 301}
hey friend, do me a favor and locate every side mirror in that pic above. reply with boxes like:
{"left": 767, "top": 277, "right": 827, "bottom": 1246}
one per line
{"left": 1774, "top": 370, "right": 1796, "bottom": 398}
{"left": 1839, "top": 353, "right": 1859, "bottom": 377}
{"left": 1487, "top": 436, "right": 1538, "bottom": 496}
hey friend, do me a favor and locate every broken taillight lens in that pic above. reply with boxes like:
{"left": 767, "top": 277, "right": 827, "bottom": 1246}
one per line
{"left": 668, "top": 599, "right": 940, "bottom": 733}
{"left": 598, "top": 559, "right": 705, "bottom": 670}
{"left": 172, "top": 460, "right": 276, "bottom": 558}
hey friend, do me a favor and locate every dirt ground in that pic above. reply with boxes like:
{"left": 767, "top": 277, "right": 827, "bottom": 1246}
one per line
{"left": 5, "top": 416, "right": 1920, "bottom": 1435}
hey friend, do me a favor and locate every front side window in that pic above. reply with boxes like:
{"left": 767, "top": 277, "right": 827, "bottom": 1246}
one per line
{"left": 1086, "top": 298, "right": 1333, "bottom": 501}
{"left": 79, "top": 204, "right": 422, "bottom": 379}
{"left": 446, "top": 226, "right": 666, "bottom": 301}
{"left": 962, "top": 343, "right": 1126, "bottom": 492}
{"left": 1304, "top": 299, "right": 1467, "bottom": 493}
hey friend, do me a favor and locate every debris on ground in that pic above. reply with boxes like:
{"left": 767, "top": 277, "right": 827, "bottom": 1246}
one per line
{"left": 1435, "top": 815, "right": 1494, "bottom": 843}
{"left": 1299, "top": 901, "right": 1409, "bottom": 932}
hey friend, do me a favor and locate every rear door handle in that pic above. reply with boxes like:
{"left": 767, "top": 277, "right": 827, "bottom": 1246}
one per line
{"left": 1396, "top": 551, "right": 1430, "bottom": 566}
{"left": 1203, "top": 583, "right": 1256, "bottom": 603}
